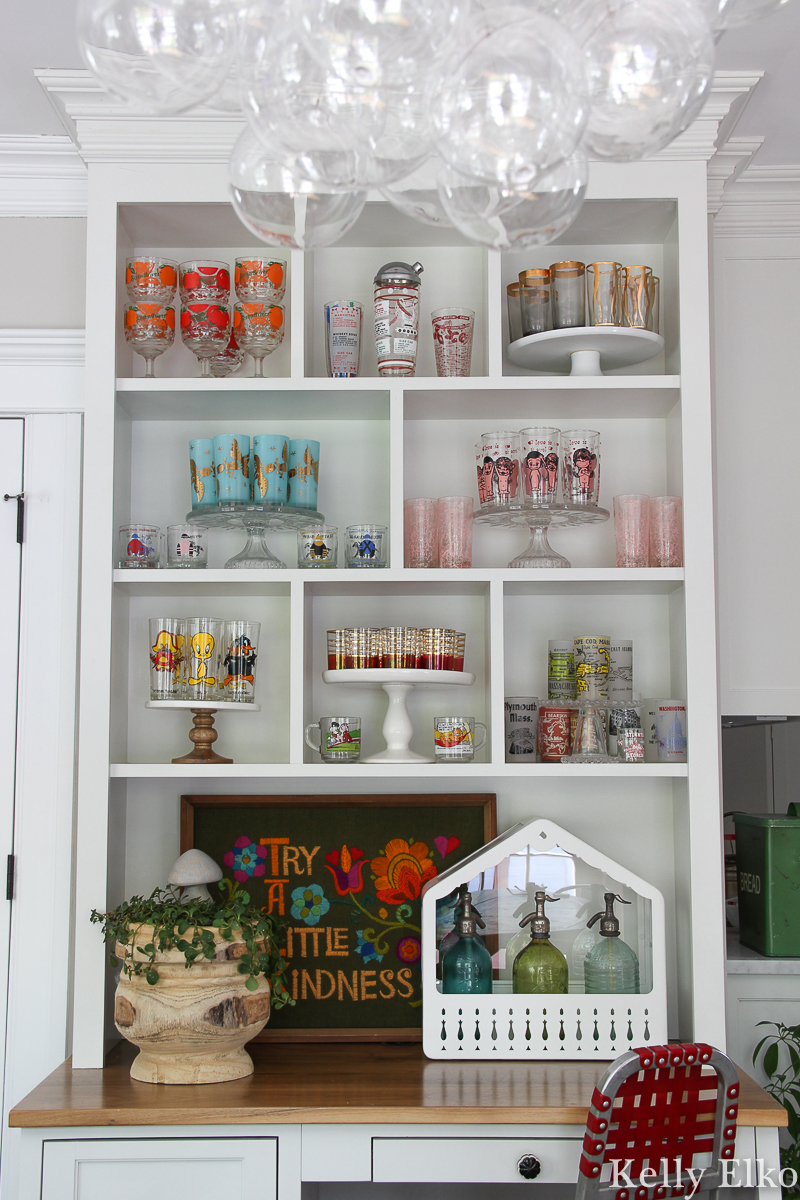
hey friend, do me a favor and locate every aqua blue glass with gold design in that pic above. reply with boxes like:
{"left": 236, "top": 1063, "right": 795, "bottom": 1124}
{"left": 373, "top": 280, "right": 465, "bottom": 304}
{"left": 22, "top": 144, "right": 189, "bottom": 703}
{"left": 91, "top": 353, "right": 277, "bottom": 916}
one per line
{"left": 189, "top": 438, "right": 217, "bottom": 508}
{"left": 288, "top": 438, "right": 320, "bottom": 509}
{"left": 214, "top": 433, "right": 250, "bottom": 503}
{"left": 252, "top": 433, "right": 290, "bottom": 505}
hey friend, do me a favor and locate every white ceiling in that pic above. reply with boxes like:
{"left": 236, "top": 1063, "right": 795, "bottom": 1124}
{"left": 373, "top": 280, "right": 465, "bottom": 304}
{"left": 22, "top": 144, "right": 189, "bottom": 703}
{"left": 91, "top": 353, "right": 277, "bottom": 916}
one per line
{"left": 3, "top": 0, "right": 800, "bottom": 165}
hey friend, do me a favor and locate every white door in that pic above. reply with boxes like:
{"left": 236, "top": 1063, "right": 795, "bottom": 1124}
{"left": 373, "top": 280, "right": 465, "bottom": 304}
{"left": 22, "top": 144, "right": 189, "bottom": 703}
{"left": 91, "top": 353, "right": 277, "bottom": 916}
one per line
{"left": 0, "top": 419, "right": 24, "bottom": 1161}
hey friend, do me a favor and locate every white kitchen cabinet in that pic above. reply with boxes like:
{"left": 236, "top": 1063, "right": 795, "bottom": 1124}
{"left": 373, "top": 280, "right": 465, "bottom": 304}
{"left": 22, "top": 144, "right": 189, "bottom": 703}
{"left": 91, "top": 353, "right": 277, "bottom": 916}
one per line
{"left": 42, "top": 1136, "right": 277, "bottom": 1200}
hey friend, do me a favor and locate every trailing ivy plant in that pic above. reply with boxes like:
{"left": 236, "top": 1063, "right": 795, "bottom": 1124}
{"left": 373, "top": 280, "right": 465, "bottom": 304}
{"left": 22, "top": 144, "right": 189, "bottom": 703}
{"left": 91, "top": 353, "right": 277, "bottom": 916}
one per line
{"left": 90, "top": 878, "right": 293, "bottom": 1009}
{"left": 753, "top": 1021, "right": 800, "bottom": 1195}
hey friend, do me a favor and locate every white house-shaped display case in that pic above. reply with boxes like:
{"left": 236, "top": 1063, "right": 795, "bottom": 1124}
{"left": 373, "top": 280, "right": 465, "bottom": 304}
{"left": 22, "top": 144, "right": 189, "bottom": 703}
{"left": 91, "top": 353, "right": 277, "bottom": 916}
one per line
{"left": 421, "top": 819, "right": 666, "bottom": 1059}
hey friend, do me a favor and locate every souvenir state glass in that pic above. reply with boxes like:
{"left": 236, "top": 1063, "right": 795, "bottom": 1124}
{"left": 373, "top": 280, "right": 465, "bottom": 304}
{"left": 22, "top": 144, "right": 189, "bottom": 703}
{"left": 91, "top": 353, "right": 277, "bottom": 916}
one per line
{"left": 476, "top": 430, "right": 521, "bottom": 509}
{"left": 184, "top": 617, "right": 224, "bottom": 701}
{"left": 252, "top": 433, "right": 290, "bottom": 504}
{"left": 622, "top": 265, "right": 653, "bottom": 329}
{"left": 324, "top": 301, "right": 363, "bottom": 377}
{"left": 167, "top": 524, "right": 208, "bottom": 568}
{"left": 235, "top": 257, "right": 286, "bottom": 303}
{"left": 562, "top": 430, "right": 600, "bottom": 506}
{"left": 550, "top": 261, "right": 585, "bottom": 328}
{"left": 613, "top": 494, "right": 651, "bottom": 567}
{"left": 233, "top": 303, "right": 285, "bottom": 377}
{"left": 520, "top": 427, "right": 560, "bottom": 505}
{"left": 189, "top": 438, "right": 218, "bottom": 508}
{"left": 655, "top": 701, "right": 687, "bottom": 763}
{"left": 298, "top": 527, "right": 338, "bottom": 568}
{"left": 404, "top": 498, "right": 438, "bottom": 568}
{"left": 431, "top": 307, "right": 475, "bottom": 377}
{"left": 518, "top": 269, "right": 551, "bottom": 336}
{"left": 437, "top": 496, "right": 473, "bottom": 568}
{"left": 125, "top": 256, "right": 177, "bottom": 304}
{"left": 180, "top": 302, "right": 231, "bottom": 376}
{"left": 587, "top": 262, "right": 622, "bottom": 326}
{"left": 214, "top": 434, "right": 251, "bottom": 504}
{"left": 346, "top": 524, "right": 387, "bottom": 568}
{"left": 179, "top": 260, "right": 231, "bottom": 303}
{"left": 650, "top": 496, "right": 683, "bottom": 567}
{"left": 220, "top": 620, "right": 260, "bottom": 702}
{"left": 123, "top": 304, "right": 175, "bottom": 376}
{"left": 305, "top": 717, "right": 362, "bottom": 763}
{"left": 504, "top": 697, "right": 538, "bottom": 761}
{"left": 288, "top": 439, "right": 320, "bottom": 509}
{"left": 149, "top": 617, "right": 184, "bottom": 700}
{"left": 574, "top": 635, "right": 611, "bottom": 703}
{"left": 433, "top": 716, "right": 487, "bottom": 762}
{"left": 118, "top": 524, "right": 160, "bottom": 569}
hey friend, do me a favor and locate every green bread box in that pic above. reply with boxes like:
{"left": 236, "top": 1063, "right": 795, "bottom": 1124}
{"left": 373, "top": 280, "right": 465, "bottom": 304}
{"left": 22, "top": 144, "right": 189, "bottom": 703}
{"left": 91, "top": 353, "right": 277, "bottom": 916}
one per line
{"left": 734, "top": 804, "right": 800, "bottom": 957}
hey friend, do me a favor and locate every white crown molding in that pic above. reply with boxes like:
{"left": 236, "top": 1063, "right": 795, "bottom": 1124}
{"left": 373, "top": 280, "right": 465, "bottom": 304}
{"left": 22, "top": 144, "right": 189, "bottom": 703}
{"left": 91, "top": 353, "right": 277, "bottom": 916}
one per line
{"left": 707, "top": 136, "right": 764, "bottom": 214}
{"left": 715, "top": 164, "right": 800, "bottom": 236}
{"left": 0, "top": 135, "right": 88, "bottom": 217}
{"left": 35, "top": 66, "right": 763, "bottom": 170}
{"left": 0, "top": 329, "right": 85, "bottom": 365}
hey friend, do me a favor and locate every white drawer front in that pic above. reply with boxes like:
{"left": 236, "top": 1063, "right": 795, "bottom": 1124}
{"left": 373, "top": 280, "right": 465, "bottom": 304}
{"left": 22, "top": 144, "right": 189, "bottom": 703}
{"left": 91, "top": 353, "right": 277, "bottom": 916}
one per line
{"left": 372, "top": 1136, "right": 582, "bottom": 1184}
{"left": 42, "top": 1137, "right": 277, "bottom": 1200}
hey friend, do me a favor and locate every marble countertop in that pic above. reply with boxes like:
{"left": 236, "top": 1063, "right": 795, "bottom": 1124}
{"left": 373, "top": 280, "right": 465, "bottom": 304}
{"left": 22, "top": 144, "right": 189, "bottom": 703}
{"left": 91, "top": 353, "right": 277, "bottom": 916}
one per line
{"left": 727, "top": 931, "right": 800, "bottom": 974}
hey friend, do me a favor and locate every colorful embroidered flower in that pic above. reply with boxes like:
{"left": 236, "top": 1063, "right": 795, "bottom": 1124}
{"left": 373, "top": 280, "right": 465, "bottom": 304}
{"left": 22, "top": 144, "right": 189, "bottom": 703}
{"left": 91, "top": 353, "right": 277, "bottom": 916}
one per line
{"left": 371, "top": 838, "right": 436, "bottom": 905}
{"left": 325, "top": 844, "right": 367, "bottom": 896}
{"left": 223, "top": 836, "right": 267, "bottom": 882}
{"left": 356, "top": 930, "right": 383, "bottom": 964}
{"left": 290, "top": 884, "right": 330, "bottom": 926}
{"left": 378, "top": 908, "right": 388, "bottom": 920}
{"left": 396, "top": 935, "right": 421, "bottom": 964}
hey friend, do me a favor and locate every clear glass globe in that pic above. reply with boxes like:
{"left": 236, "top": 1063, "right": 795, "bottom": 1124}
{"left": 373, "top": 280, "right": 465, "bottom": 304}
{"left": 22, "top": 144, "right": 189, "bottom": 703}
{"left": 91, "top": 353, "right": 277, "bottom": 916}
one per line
{"left": 238, "top": 6, "right": 386, "bottom": 187}
{"left": 437, "top": 154, "right": 588, "bottom": 250}
{"left": 229, "top": 128, "right": 367, "bottom": 249}
{"left": 580, "top": 0, "right": 715, "bottom": 160}
{"left": 704, "top": 0, "right": 792, "bottom": 29}
{"left": 298, "top": 0, "right": 458, "bottom": 88}
{"left": 364, "top": 85, "right": 433, "bottom": 187}
{"left": 431, "top": 6, "right": 589, "bottom": 190}
{"left": 77, "top": 0, "right": 236, "bottom": 114}
{"left": 380, "top": 157, "right": 453, "bottom": 226}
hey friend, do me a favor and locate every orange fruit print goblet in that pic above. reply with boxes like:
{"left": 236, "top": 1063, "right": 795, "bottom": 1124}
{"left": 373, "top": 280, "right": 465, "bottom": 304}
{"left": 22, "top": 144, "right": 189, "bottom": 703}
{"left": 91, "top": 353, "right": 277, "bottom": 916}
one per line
{"left": 233, "top": 303, "right": 285, "bottom": 377}
{"left": 123, "top": 304, "right": 175, "bottom": 377}
{"left": 180, "top": 303, "right": 231, "bottom": 377}
{"left": 234, "top": 257, "right": 287, "bottom": 304}
{"left": 125, "top": 257, "right": 178, "bottom": 305}
{"left": 178, "top": 260, "right": 231, "bottom": 303}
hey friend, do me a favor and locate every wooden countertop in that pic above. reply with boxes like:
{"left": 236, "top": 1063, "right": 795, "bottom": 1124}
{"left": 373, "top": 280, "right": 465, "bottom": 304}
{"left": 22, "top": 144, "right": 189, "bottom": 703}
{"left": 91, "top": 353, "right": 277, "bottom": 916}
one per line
{"left": 9, "top": 1042, "right": 787, "bottom": 1130}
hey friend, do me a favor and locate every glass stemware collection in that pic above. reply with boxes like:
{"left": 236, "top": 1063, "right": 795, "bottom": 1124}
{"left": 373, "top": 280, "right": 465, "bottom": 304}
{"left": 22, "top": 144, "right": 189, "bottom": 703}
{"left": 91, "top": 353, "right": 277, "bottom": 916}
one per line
{"left": 123, "top": 254, "right": 286, "bottom": 378}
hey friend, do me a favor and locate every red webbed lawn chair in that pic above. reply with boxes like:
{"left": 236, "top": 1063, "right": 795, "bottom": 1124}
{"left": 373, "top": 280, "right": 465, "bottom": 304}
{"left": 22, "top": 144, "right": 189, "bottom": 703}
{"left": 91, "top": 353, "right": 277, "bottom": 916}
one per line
{"left": 576, "top": 1043, "right": 740, "bottom": 1200}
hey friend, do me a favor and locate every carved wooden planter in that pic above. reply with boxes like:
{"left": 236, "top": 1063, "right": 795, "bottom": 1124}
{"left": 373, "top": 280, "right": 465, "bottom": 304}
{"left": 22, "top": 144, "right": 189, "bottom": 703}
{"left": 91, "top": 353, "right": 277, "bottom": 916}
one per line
{"left": 114, "top": 925, "right": 270, "bottom": 1084}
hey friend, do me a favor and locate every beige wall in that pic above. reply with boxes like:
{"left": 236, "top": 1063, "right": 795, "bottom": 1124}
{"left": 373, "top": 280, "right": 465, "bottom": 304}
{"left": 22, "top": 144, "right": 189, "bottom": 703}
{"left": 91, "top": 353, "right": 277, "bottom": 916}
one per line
{"left": 0, "top": 218, "right": 86, "bottom": 328}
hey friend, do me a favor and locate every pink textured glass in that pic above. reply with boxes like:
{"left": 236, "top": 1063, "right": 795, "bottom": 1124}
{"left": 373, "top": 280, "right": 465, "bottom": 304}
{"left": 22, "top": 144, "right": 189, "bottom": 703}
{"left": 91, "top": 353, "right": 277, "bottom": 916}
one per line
{"left": 650, "top": 496, "right": 683, "bottom": 567}
{"left": 613, "top": 494, "right": 651, "bottom": 567}
{"left": 404, "top": 497, "right": 438, "bottom": 568}
{"left": 437, "top": 496, "right": 473, "bottom": 569}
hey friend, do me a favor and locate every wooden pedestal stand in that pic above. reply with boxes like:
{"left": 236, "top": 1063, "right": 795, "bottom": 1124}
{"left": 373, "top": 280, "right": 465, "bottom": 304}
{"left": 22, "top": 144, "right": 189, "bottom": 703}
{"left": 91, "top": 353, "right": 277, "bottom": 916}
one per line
{"left": 145, "top": 700, "right": 262, "bottom": 764}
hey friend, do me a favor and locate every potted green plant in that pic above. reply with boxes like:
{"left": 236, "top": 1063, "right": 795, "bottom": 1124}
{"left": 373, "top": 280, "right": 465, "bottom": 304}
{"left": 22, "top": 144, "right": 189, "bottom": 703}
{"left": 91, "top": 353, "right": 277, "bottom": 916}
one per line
{"left": 753, "top": 1021, "right": 800, "bottom": 1196}
{"left": 91, "top": 879, "right": 292, "bottom": 1085}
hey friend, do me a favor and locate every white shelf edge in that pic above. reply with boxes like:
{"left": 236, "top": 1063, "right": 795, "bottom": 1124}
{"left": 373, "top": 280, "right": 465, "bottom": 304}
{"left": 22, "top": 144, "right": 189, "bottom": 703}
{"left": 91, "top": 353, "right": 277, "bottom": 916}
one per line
{"left": 115, "top": 374, "right": 681, "bottom": 393}
{"left": 110, "top": 761, "right": 688, "bottom": 779}
{"left": 113, "top": 567, "right": 685, "bottom": 585}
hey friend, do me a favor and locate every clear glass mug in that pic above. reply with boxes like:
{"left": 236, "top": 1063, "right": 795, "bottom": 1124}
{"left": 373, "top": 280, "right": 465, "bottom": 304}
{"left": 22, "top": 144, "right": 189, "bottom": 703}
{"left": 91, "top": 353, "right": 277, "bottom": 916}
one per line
{"left": 118, "top": 524, "right": 160, "bottom": 568}
{"left": 167, "top": 524, "right": 208, "bottom": 568}
{"left": 433, "top": 716, "right": 487, "bottom": 762}
{"left": 305, "top": 716, "right": 362, "bottom": 762}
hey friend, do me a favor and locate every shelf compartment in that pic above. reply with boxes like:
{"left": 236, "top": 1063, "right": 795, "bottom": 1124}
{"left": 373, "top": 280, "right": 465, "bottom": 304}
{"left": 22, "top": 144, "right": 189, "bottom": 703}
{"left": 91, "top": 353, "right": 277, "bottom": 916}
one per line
{"left": 115, "top": 381, "right": 391, "bottom": 422}
{"left": 303, "top": 578, "right": 491, "bottom": 764}
{"left": 404, "top": 377, "right": 681, "bottom": 420}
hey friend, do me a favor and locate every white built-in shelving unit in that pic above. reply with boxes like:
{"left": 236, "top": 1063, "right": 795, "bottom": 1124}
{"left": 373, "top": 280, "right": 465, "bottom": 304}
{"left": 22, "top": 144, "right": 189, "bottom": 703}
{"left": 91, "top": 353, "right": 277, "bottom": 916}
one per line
{"left": 44, "top": 68, "right": 725, "bottom": 1067}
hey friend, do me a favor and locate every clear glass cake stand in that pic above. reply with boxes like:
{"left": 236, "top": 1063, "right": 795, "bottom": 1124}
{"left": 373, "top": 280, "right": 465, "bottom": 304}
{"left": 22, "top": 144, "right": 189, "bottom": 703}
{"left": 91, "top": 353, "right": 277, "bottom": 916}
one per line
{"left": 185, "top": 503, "right": 325, "bottom": 568}
{"left": 473, "top": 502, "right": 610, "bottom": 568}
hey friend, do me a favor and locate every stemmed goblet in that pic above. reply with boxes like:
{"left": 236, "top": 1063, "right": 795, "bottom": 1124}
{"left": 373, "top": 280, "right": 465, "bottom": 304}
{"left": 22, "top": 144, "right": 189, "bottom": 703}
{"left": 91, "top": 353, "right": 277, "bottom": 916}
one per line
{"left": 180, "top": 302, "right": 231, "bottom": 376}
{"left": 123, "top": 303, "right": 175, "bottom": 377}
{"left": 233, "top": 303, "right": 285, "bottom": 377}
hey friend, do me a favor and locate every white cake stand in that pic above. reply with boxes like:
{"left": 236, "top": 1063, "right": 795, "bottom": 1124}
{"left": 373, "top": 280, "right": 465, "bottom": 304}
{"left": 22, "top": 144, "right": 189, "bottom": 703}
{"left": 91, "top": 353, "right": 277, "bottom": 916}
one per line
{"left": 322, "top": 668, "right": 476, "bottom": 764}
{"left": 506, "top": 327, "right": 664, "bottom": 376}
{"left": 146, "top": 698, "right": 261, "bottom": 764}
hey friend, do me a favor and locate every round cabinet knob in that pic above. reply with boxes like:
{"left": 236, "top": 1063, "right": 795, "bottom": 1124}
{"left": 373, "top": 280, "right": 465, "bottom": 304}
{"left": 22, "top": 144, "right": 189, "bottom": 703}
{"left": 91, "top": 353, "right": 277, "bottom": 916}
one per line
{"left": 517, "top": 1154, "right": 542, "bottom": 1180}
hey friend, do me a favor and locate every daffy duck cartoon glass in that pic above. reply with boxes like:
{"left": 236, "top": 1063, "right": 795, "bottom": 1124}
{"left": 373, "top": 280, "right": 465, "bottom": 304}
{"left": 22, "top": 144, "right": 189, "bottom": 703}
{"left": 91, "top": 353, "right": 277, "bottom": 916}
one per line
{"left": 297, "top": 527, "right": 338, "bottom": 568}
{"left": 184, "top": 617, "right": 223, "bottom": 702}
{"left": 149, "top": 618, "right": 185, "bottom": 699}
{"left": 221, "top": 621, "right": 260, "bottom": 702}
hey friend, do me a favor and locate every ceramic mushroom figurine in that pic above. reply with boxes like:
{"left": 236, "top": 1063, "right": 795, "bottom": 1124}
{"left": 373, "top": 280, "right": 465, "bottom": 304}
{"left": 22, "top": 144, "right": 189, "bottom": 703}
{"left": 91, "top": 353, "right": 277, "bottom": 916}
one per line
{"left": 168, "top": 849, "right": 223, "bottom": 901}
